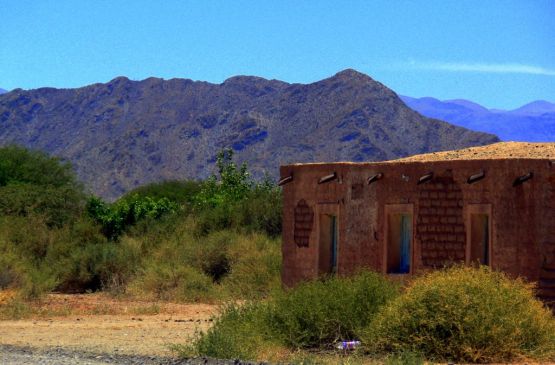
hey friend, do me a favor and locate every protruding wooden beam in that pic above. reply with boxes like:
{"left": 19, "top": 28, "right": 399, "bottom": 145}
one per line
{"left": 417, "top": 172, "right": 434, "bottom": 185}
{"left": 318, "top": 172, "right": 337, "bottom": 184}
{"left": 278, "top": 174, "right": 293, "bottom": 186}
{"left": 513, "top": 172, "right": 533, "bottom": 187}
{"left": 367, "top": 172, "right": 383, "bottom": 185}
{"left": 467, "top": 170, "right": 485, "bottom": 184}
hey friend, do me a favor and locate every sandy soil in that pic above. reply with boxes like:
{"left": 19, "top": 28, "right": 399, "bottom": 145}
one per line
{"left": 0, "top": 293, "right": 219, "bottom": 357}
{"left": 395, "top": 141, "right": 555, "bottom": 162}
{"left": 289, "top": 142, "right": 555, "bottom": 166}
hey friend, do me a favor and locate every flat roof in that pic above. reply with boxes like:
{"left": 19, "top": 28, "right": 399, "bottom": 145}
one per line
{"left": 286, "top": 142, "right": 555, "bottom": 167}
{"left": 394, "top": 142, "right": 555, "bottom": 162}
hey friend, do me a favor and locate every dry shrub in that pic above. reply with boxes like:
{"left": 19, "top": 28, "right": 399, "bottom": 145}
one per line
{"left": 221, "top": 232, "right": 281, "bottom": 298}
{"left": 364, "top": 266, "right": 555, "bottom": 363}
{"left": 129, "top": 263, "right": 219, "bottom": 302}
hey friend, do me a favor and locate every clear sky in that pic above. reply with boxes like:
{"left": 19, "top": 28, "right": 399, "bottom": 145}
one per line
{"left": 1, "top": 0, "right": 553, "bottom": 109}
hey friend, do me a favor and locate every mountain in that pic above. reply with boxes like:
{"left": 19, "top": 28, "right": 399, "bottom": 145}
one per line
{"left": 0, "top": 70, "right": 498, "bottom": 200}
{"left": 509, "top": 100, "right": 555, "bottom": 116}
{"left": 401, "top": 96, "right": 555, "bottom": 142}
{"left": 0, "top": 88, "right": 7, "bottom": 94}
{"left": 444, "top": 99, "right": 489, "bottom": 113}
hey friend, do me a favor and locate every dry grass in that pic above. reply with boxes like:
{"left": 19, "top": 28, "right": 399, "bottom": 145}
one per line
{"left": 0, "top": 291, "right": 218, "bottom": 319}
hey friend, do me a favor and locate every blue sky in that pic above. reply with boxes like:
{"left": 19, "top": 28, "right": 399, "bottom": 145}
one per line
{"left": 1, "top": 0, "right": 553, "bottom": 109}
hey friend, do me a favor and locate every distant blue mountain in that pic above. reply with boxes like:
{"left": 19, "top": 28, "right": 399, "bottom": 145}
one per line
{"left": 400, "top": 96, "right": 555, "bottom": 142}
{"left": 0, "top": 88, "right": 7, "bottom": 94}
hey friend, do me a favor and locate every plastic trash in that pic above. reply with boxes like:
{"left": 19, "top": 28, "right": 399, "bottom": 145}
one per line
{"left": 336, "top": 340, "right": 361, "bottom": 350}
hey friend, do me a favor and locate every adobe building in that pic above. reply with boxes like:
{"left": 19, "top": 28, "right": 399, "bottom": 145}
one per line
{"left": 280, "top": 142, "right": 555, "bottom": 305}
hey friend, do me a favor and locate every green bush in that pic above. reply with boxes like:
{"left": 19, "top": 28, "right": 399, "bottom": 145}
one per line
{"left": 19, "top": 266, "right": 58, "bottom": 299}
{"left": 0, "top": 145, "right": 80, "bottom": 189}
{"left": 365, "top": 266, "right": 555, "bottom": 363}
{"left": 194, "top": 148, "right": 253, "bottom": 208}
{"left": 0, "top": 146, "right": 84, "bottom": 227}
{"left": 185, "top": 303, "right": 278, "bottom": 361}
{"left": 0, "top": 146, "right": 282, "bottom": 301}
{"left": 0, "top": 184, "right": 84, "bottom": 227}
{"left": 0, "top": 214, "right": 136, "bottom": 295}
{"left": 268, "top": 271, "right": 399, "bottom": 349}
{"left": 221, "top": 232, "right": 282, "bottom": 299}
{"left": 188, "top": 271, "right": 399, "bottom": 361}
{"left": 122, "top": 180, "right": 202, "bottom": 206}
{"left": 0, "top": 252, "right": 23, "bottom": 289}
{"left": 194, "top": 187, "right": 281, "bottom": 237}
{"left": 193, "top": 148, "right": 282, "bottom": 237}
{"left": 130, "top": 263, "right": 218, "bottom": 302}
{"left": 0, "top": 215, "right": 59, "bottom": 298}
{"left": 125, "top": 225, "right": 281, "bottom": 302}
{"left": 235, "top": 186, "right": 282, "bottom": 236}
{"left": 86, "top": 194, "right": 178, "bottom": 240}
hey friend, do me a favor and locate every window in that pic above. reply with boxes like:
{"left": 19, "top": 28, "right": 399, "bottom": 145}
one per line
{"left": 319, "top": 214, "right": 338, "bottom": 274}
{"left": 466, "top": 205, "right": 492, "bottom": 266}
{"left": 385, "top": 205, "right": 413, "bottom": 274}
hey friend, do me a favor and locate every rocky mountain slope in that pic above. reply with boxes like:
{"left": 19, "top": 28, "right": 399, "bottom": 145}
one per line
{"left": 0, "top": 70, "right": 498, "bottom": 200}
{"left": 401, "top": 96, "right": 555, "bottom": 142}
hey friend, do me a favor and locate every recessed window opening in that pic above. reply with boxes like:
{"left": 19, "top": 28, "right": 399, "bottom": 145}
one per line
{"left": 319, "top": 214, "right": 338, "bottom": 275}
{"left": 470, "top": 214, "right": 489, "bottom": 265}
{"left": 387, "top": 213, "right": 412, "bottom": 274}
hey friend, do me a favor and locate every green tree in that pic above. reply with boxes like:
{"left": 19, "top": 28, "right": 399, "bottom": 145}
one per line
{"left": 86, "top": 194, "right": 178, "bottom": 240}
{"left": 195, "top": 148, "right": 253, "bottom": 207}
{"left": 0, "top": 145, "right": 79, "bottom": 188}
{"left": 0, "top": 145, "right": 84, "bottom": 226}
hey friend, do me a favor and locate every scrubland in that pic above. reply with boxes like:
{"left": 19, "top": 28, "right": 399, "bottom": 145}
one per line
{"left": 1, "top": 145, "right": 554, "bottom": 364}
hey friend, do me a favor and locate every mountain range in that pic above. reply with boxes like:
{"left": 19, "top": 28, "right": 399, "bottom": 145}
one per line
{"left": 0, "top": 88, "right": 7, "bottom": 94}
{"left": 401, "top": 96, "right": 555, "bottom": 142}
{"left": 0, "top": 70, "right": 498, "bottom": 200}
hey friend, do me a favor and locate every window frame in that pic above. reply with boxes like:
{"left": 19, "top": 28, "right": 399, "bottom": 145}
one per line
{"left": 383, "top": 204, "right": 415, "bottom": 275}
{"left": 465, "top": 204, "right": 493, "bottom": 267}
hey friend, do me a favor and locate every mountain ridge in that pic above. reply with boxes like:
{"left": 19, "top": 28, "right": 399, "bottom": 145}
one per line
{"left": 400, "top": 96, "right": 555, "bottom": 142}
{"left": 0, "top": 70, "right": 498, "bottom": 200}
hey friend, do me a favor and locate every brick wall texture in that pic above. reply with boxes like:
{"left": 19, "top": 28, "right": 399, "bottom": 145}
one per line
{"left": 280, "top": 158, "right": 555, "bottom": 305}
{"left": 417, "top": 172, "right": 466, "bottom": 267}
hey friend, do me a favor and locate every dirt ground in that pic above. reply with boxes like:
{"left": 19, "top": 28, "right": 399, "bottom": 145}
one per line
{"left": 0, "top": 292, "right": 219, "bottom": 357}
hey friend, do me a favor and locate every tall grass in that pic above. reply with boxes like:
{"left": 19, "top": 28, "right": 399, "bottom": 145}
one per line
{"left": 126, "top": 222, "right": 282, "bottom": 302}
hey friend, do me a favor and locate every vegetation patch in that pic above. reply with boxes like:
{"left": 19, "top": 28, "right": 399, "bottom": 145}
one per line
{"left": 183, "top": 267, "right": 555, "bottom": 363}
{"left": 181, "top": 271, "right": 399, "bottom": 361}
{"left": 267, "top": 271, "right": 399, "bottom": 349}
{"left": 0, "top": 146, "right": 282, "bottom": 299}
{"left": 364, "top": 266, "right": 555, "bottom": 363}
{"left": 3, "top": 145, "right": 555, "bottom": 364}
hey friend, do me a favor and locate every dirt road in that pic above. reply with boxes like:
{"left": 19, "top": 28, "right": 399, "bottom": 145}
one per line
{"left": 0, "top": 345, "right": 260, "bottom": 365}
{"left": 0, "top": 313, "right": 212, "bottom": 356}
{"left": 0, "top": 293, "right": 223, "bottom": 362}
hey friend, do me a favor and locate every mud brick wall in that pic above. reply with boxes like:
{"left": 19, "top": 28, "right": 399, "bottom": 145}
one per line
{"left": 293, "top": 199, "right": 313, "bottom": 247}
{"left": 417, "top": 173, "right": 465, "bottom": 267}
{"left": 281, "top": 158, "right": 555, "bottom": 290}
